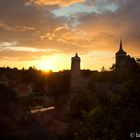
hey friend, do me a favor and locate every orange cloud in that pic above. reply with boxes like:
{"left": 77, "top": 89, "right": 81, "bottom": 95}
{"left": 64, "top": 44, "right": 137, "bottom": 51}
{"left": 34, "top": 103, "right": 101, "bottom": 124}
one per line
{"left": 0, "top": 0, "right": 140, "bottom": 71}
{"left": 31, "top": 0, "right": 85, "bottom": 6}
{"left": 0, "top": 22, "right": 36, "bottom": 32}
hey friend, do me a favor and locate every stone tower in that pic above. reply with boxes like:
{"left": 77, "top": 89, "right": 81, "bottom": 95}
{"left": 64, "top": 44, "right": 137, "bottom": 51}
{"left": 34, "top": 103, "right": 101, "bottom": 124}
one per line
{"left": 115, "top": 40, "right": 127, "bottom": 76}
{"left": 70, "top": 53, "right": 81, "bottom": 90}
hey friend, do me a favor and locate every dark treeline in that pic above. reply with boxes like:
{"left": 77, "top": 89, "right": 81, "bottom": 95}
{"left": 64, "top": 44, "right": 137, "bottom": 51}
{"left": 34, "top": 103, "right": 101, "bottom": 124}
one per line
{"left": 0, "top": 65, "right": 140, "bottom": 139}
{"left": 68, "top": 63, "right": 140, "bottom": 140}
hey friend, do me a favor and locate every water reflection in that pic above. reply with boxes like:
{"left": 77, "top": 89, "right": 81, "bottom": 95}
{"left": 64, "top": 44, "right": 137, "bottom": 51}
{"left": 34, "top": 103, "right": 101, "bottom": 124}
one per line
{"left": 30, "top": 106, "right": 55, "bottom": 113}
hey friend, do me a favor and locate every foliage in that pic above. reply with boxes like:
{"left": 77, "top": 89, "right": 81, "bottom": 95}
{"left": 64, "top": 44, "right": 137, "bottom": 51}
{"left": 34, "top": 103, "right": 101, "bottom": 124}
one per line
{"left": 70, "top": 90, "right": 95, "bottom": 118}
{"left": 69, "top": 73, "right": 140, "bottom": 140}
{"left": 0, "top": 66, "right": 140, "bottom": 139}
{"left": 0, "top": 85, "right": 28, "bottom": 139}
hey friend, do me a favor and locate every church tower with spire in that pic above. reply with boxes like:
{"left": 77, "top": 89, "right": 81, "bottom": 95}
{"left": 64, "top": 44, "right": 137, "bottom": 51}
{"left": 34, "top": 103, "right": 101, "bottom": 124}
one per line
{"left": 115, "top": 40, "right": 127, "bottom": 76}
{"left": 70, "top": 53, "right": 81, "bottom": 90}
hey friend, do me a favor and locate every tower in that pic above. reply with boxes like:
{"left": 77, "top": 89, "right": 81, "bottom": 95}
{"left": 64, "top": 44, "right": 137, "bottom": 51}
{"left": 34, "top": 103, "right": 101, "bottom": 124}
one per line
{"left": 115, "top": 39, "right": 127, "bottom": 76}
{"left": 70, "top": 53, "right": 81, "bottom": 90}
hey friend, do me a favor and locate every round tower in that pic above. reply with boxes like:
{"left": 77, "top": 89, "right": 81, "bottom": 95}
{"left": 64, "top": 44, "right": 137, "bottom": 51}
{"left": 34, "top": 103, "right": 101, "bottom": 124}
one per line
{"left": 70, "top": 53, "right": 81, "bottom": 90}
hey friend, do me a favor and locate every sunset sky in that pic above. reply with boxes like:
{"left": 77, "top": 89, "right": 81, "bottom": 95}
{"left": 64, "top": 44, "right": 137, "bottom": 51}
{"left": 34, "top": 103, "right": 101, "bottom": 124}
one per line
{"left": 0, "top": 0, "right": 140, "bottom": 71}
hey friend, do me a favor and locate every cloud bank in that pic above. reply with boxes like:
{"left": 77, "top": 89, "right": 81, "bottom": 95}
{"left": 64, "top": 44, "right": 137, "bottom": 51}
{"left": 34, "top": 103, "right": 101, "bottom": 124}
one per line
{"left": 0, "top": 0, "right": 139, "bottom": 70}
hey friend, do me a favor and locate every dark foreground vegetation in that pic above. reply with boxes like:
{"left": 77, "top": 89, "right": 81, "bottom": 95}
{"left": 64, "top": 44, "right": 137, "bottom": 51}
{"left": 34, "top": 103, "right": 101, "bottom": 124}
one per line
{"left": 0, "top": 65, "right": 140, "bottom": 140}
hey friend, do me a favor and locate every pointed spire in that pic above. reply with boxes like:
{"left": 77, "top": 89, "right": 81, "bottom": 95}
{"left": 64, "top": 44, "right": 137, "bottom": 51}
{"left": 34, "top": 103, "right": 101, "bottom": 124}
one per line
{"left": 116, "top": 39, "right": 126, "bottom": 55}
{"left": 119, "top": 39, "right": 123, "bottom": 51}
{"left": 72, "top": 52, "right": 80, "bottom": 61}
{"left": 75, "top": 53, "right": 78, "bottom": 57}
{"left": 75, "top": 53, "right": 80, "bottom": 59}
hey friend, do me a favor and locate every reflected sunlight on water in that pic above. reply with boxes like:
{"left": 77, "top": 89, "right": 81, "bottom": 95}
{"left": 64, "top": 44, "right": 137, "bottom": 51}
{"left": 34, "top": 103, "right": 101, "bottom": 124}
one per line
{"left": 30, "top": 106, "right": 55, "bottom": 113}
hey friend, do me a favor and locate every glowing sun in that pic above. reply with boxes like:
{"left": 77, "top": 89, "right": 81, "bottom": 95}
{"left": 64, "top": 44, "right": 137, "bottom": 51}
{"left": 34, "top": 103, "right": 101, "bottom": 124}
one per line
{"left": 36, "top": 59, "right": 57, "bottom": 71}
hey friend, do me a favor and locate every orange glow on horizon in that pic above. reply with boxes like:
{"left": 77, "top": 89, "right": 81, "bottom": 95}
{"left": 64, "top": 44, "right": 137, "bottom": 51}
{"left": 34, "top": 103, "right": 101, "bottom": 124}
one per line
{"left": 36, "top": 59, "right": 57, "bottom": 71}
{"left": 35, "top": 54, "right": 70, "bottom": 72}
